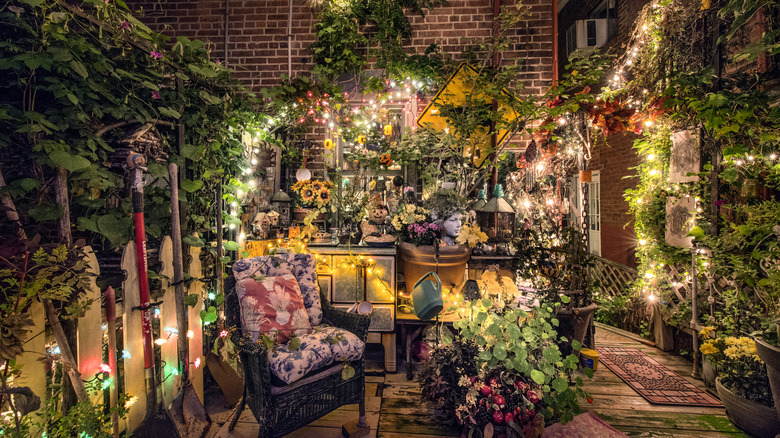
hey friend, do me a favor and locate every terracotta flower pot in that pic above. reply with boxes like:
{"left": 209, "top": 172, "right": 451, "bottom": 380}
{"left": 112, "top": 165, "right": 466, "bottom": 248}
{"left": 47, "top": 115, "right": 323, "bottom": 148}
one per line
{"left": 755, "top": 337, "right": 780, "bottom": 432}
{"left": 716, "top": 377, "right": 780, "bottom": 438}
{"left": 398, "top": 242, "right": 471, "bottom": 295}
{"left": 578, "top": 170, "right": 592, "bottom": 183}
{"left": 292, "top": 207, "right": 326, "bottom": 223}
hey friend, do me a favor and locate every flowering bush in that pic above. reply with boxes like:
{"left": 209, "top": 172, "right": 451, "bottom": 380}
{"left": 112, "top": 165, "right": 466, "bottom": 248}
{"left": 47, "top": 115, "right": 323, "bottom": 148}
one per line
{"left": 456, "top": 223, "right": 489, "bottom": 248}
{"left": 455, "top": 370, "right": 545, "bottom": 438}
{"left": 699, "top": 327, "right": 773, "bottom": 406}
{"left": 390, "top": 204, "right": 442, "bottom": 245}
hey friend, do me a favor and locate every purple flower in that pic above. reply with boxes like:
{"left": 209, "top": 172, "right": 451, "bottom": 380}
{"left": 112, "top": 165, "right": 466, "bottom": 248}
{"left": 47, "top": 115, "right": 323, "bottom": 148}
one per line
{"left": 119, "top": 21, "right": 130, "bottom": 31}
{"left": 215, "top": 59, "right": 221, "bottom": 64}
{"left": 151, "top": 91, "right": 161, "bottom": 100}
{"left": 714, "top": 200, "right": 725, "bottom": 207}
{"left": 403, "top": 186, "right": 414, "bottom": 194}
{"left": 150, "top": 51, "right": 162, "bottom": 59}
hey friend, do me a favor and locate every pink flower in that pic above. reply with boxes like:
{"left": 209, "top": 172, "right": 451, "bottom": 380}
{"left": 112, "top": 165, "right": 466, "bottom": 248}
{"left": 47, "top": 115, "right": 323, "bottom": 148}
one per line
{"left": 150, "top": 51, "right": 162, "bottom": 59}
{"left": 119, "top": 21, "right": 130, "bottom": 31}
{"left": 151, "top": 91, "right": 160, "bottom": 99}
{"left": 403, "top": 186, "right": 414, "bottom": 194}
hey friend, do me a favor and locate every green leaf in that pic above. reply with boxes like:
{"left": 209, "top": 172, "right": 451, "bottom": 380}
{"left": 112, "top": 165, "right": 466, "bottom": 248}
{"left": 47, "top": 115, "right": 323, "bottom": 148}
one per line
{"left": 48, "top": 151, "right": 91, "bottom": 172}
{"left": 181, "top": 179, "right": 204, "bottom": 193}
{"left": 183, "top": 235, "right": 206, "bottom": 247}
{"left": 552, "top": 376, "right": 568, "bottom": 393}
{"left": 288, "top": 337, "right": 301, "bottom": 351}
{"left": 530, "top": 369, "right": 545, "bottom": 385}
{"left": 223, "top": 241, "right": 240, "bottom": 252}
{"left": 29, "top": 204, "right": 63, "bottom": 221}
{"left": 341, "top": 364, "right": 355, "bottom": 380}
{"left": 493, "top": 344, "right": 507, "bottom": 360}
{"left": 69, "top": 60, "right": 88, "bottom": 79}
{"left": 185, "top": 294, "right": 200, "bottom": 307}
{"left": 687, "top": 226, "right": 705, "bottom": 239}
{"left": 478, "top": 350, "right": 493, "bottom": 361}
{"left": 571, "top": 339, "right": 582, "bottom": 351}
{"left": 158, "top": 107, "right": 181, "bottom": 119}
{"left": 720, "top": 168, "right": 739, "bottom": 183}
{"left": 17, "top": 178, "right": 40, "bottom": 193}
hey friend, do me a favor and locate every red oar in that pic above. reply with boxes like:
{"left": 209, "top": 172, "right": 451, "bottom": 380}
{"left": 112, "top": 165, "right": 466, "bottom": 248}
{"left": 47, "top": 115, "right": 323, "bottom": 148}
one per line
{"left": 128, "top": 154, "right": 156, "bottom": 416}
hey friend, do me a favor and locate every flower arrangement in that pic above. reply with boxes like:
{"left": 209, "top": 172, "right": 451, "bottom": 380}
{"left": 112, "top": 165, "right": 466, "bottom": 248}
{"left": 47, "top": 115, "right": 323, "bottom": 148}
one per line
{"left": 390, "top": 204, "right": 442, "bottom": 246}
{"left": 291, "top": 179, "right": 333, "bottom": 208}
{"left": 456, "top": 370, "right": 545, "bottom": 438}
{"left": 456, "top": 223, "right": 489, "bottom": 248}
{"left": 699, "top": 327, "right": 773, "bottom": 406}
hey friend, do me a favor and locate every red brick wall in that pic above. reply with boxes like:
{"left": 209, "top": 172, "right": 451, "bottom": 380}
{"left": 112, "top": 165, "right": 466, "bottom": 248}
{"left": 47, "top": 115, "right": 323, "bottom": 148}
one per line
{"left": 125, "top": 0, "right": 555, "bottom": 96}
{"left": 589, "top": 132, "right": 641, "bottom": 267}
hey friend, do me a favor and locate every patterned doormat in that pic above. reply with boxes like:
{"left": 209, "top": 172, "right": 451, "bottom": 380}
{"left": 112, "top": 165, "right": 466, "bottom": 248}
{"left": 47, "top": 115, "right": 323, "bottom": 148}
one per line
{"left": 597, "top": 347, "right": 722, "bottom": 407}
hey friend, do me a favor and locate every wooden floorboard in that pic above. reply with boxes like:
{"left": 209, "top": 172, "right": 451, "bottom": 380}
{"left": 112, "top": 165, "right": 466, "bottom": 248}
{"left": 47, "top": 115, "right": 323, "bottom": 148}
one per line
{"left": 205, "top": 324, "right": 751, "bottom": 438}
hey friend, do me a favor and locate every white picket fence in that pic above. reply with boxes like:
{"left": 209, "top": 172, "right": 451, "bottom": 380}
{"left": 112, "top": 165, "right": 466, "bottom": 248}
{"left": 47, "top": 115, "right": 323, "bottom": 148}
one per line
{"left": 14, "top": 237, "right": 205, "bottom": 434}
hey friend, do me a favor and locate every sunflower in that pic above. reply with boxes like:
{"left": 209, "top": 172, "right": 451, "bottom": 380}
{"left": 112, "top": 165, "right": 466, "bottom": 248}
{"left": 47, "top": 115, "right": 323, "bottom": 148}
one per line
{"left": 311, "top": 181, "right": 323, "bottom": 192}
{"left": 291, "top": 180, "right": 305, "bottom": 191}
{"left": 323, "top": 180, "right": 334, "bottom": 189}
{"left": 301, "top": 188, "right": 316, "bottom": 203}
{"left": 318, "top": 190, "right": 331, "bottom": 205}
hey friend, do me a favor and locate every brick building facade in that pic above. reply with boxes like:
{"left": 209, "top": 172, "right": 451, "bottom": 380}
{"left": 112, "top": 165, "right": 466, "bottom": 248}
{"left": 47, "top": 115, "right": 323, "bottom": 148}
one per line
{"left": 558, "top": 0, "right": 651, "bottom": 267}
{"left": 125, "top": 0, "right": 556, "bottom": 96}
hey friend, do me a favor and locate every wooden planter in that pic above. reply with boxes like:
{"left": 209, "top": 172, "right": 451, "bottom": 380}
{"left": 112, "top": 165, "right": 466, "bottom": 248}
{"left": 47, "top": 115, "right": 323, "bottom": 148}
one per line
{"left": 755, "top": 337, "right": 780, "bottom": 432}
{"left": 716, "top": 377, "right": 780, "bottom": 438}
{"left": 397, "top": 242, "right": 470, "bottom": 295}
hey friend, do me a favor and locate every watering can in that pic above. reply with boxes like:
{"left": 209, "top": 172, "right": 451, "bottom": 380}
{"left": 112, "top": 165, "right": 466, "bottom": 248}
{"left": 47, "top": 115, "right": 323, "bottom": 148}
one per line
{"left": 411, "top": 272, "right": 443, "bottom": 321}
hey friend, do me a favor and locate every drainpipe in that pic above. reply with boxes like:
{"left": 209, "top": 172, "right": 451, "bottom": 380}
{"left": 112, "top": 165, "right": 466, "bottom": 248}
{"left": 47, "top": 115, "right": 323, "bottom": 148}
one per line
{"left": 488, "top": 0, "right": 501, "bottom": 195}
{"left": 224, "top": 0, "right": 229, "bottom": 64}
{"left": 552, "top": 0, "right": 558, "bottom": 85}
{"left": 288, "top": 0, "right": 293, "bottom": 79}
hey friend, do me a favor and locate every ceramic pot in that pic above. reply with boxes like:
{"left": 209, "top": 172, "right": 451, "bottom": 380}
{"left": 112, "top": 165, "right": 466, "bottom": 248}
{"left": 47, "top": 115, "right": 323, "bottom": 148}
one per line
{"left": 292, "top": 207, "right": 326, "bottom": 223}
{"left": 701, "top": 356, "right": 717, "bottom": 388}
{"left": 398, "top": 242, "right": 471, "bottom": 295}
{"left": 556, "top": 303, "right": 597, "bottom": 356}
{"left": 755, "top": 337, "right": 780, "bottom": 433}
{"left": 716, "top": 377, "right": 780, "bottom": 438}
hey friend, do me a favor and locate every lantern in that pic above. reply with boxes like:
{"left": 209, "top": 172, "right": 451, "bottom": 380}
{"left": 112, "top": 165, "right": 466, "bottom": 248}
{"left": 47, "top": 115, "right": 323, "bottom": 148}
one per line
{"left": 383, "top": 124, "right": 393, "bottom": 136}
{"left": 271, "top": 190, "right": 292, "bottom": 227}
{"left": 471, "top": 189, "right": 487, "bottom": 211}
{"left": 477, "top": 184, "right": 515, "bottom": 243}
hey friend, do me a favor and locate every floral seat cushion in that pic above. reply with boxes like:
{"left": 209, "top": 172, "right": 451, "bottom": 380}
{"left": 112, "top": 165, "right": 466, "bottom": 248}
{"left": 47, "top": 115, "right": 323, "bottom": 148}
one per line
{"left": 267, "top": 325, "right": 366, "bottom": 384}
{"left": 236, "top": 274, "right": 312, "bottom": 343}
{"left": 232, "top": 254, "right": 323, "bottom": 326}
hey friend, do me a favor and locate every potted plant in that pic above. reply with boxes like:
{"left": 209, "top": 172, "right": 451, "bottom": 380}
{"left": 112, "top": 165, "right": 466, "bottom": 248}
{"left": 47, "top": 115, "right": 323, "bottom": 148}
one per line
{"left": 290, "top": 178, "right": 332, "bottom": 223}
{"left": 328, "top": 170, "right": 370, "bottom": 245}
{"left": 754, "top": 317, "right": 780, "bottom": 432}
{"left": 700, "top": 332, "right": 780, "bottom": 437}
{"left": 394, "top": 189, "right": 473, "bottom": 295}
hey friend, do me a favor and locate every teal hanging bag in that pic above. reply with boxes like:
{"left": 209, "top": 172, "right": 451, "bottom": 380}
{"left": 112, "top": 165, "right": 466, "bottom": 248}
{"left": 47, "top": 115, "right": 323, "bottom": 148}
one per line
{"left": 411, "top": 271, "right": 443, "bottom": 321}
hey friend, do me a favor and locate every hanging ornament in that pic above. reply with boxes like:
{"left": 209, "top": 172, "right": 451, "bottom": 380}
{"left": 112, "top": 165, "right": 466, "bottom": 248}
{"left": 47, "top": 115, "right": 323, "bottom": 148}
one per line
{"left": 392, "top": 176, "right": 404, "bottom": 187}
{"left": 357, "top": 135, "right": 366, "bottom": 145}
{"left": 383, "top": 124, "right": 393, "bottom": 136}
{"left": 379, "top": 153, "right": 393, "bottom": 167}
{"left": 324, "top": 139, "right": 334, "bottom": 150}
{"left": 524, "top": 140, "right": 537, "bottom": 163}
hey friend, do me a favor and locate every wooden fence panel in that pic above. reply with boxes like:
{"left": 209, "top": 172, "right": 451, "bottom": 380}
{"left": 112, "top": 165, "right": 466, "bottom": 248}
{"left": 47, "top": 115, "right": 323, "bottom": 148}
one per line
{"left": 159, "top": 236, "right": 181, "bottom": 406}
{"left": 121, "top": 241, "right": 146, "bottom": 431}
{"left": 77, "top": 246, "right": 104, "bottom": 404}
{"left": 188, "top": 246, "right": 205, "bottom": 402}
{"left": 17, "top": 301, "right": 47, "bottom": 410}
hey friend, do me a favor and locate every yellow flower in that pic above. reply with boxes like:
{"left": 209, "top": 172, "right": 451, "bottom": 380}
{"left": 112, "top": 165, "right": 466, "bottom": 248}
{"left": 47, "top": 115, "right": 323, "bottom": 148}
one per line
{"left": 699, "top": 326, "right": 715, "bottom": 339}
{"left": 301, "top": 188, "right": 315, "bottom": 203}
{"left": 700, "top": 342, "right": 718, "bottom": 355}
{"left": 317, "top": 190, "right": 331, "bottom": 205}
{"left": 311, "top": 181, "right": 323, "bottom": 192}
{"left": 724, "top": 336, "right": 740, "bottom": 346}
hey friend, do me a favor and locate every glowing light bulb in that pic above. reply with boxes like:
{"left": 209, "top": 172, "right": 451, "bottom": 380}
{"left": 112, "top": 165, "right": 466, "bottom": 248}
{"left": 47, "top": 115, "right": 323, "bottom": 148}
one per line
{"left": 644, "top": 120, "right": 653, "bottom": 127}
{"left": 155, "top": 338, "right": 166, "bottom": 345}
{"left": 648, "top": 293, "right": 656, "bottom": 302}
{"left": 187, "top": 330, "right": 194, "bottom": 339}
{"left": 536, "top": 164, "right": 544, "bottom": 171}
{"left": 100, "top": 364, "right": 112, "bottom": 374}
{"left": 647, "top": 154, "right": 655, "bottom": 161}
{"left": 639, "top": 239, "right": 647, "bottom": 245}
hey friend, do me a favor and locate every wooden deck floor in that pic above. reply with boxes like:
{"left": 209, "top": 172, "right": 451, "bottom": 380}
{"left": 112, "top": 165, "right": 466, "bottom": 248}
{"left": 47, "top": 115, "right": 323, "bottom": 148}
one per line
{"left": 207, "top": 324, "right": 748, "bottom": 438}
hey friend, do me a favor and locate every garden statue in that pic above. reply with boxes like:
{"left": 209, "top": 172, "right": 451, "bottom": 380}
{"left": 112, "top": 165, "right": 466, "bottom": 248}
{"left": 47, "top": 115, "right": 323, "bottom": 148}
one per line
{"left": 427, "top": 189, "right": 467, "bottom": 247}
{"left": 361, "top": 203, "right": 390, "bottom": 237}
{"left": 439, "top": 213, "right": 462, "bottom": 246}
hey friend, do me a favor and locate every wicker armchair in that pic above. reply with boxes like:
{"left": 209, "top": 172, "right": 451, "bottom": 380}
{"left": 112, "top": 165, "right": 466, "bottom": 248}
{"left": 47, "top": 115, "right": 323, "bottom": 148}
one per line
{"left": 225, "top": 261, "right": 370, "bottom": 438}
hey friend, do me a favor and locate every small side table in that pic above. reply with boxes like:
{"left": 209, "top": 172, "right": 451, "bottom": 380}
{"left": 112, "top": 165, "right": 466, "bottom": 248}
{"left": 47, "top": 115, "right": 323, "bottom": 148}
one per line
{"left": 396, "top": 312, "right": 459, "bottom": 380}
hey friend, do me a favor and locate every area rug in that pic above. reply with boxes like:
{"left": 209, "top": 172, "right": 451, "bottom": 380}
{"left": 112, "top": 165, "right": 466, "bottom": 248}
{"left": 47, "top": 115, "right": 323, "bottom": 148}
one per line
{"left": 597, "top": 347, "right": 722, "bottom": 407}
{"left": 542, "top": 412, "right": 627, "bottom": 438}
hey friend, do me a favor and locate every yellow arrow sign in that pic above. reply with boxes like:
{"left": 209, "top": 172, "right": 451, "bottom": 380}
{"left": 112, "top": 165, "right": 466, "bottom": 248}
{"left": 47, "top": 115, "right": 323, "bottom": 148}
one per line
{"left": 416, "top": 62, "right": 519, "bottom": 168}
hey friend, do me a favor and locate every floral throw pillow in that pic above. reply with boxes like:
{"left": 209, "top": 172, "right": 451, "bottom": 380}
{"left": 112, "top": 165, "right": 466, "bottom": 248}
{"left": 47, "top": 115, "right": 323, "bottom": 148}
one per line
{"left": 236, "top": 274, "right": 312, "bottom": 343}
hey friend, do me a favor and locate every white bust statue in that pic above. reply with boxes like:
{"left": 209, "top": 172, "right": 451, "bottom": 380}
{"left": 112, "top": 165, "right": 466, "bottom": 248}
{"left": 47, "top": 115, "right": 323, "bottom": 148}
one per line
{"left": 441, "top": 213, "right": 462, "bottom": 246}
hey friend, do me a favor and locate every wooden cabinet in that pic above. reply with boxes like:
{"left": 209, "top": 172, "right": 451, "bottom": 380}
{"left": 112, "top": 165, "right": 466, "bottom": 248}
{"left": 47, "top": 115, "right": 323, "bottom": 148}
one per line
{"left": 310, "top": 245, "right": 397, "bottom": 332}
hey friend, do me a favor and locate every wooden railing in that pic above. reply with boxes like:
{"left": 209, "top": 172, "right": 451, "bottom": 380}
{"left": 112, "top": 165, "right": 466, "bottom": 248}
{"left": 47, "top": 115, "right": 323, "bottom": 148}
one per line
{"left": 15, "top": 237, "right": 205, "bottom": 433}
